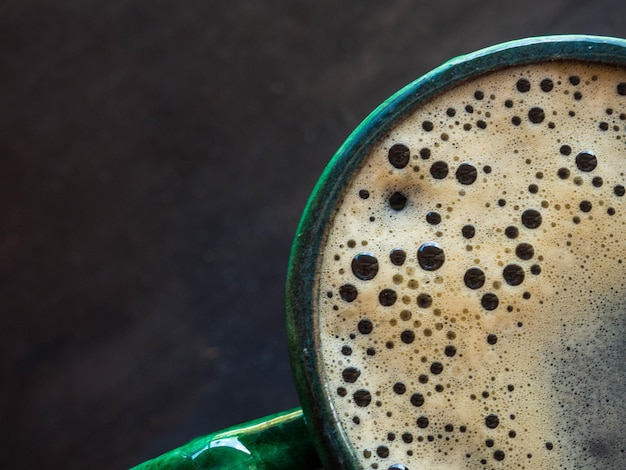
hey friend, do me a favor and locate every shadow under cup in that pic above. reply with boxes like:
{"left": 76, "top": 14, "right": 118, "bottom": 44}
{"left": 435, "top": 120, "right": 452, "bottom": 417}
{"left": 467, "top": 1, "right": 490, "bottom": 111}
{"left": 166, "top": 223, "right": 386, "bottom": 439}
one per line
{"left": 287, "top": 35, "right": 626, "bottom": 469}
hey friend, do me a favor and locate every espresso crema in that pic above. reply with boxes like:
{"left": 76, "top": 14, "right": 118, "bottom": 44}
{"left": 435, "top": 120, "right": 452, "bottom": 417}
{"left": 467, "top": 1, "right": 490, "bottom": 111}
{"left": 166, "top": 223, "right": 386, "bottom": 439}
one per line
{"left": 317, "top": 61, "right": 626, "bottom": 469}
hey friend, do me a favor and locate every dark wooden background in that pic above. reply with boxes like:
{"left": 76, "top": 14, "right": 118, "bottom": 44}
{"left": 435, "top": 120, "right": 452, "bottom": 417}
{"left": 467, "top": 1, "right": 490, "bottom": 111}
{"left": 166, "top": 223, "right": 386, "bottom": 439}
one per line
{"left": 2, "top": 1, "right": 625, "bottom": 468}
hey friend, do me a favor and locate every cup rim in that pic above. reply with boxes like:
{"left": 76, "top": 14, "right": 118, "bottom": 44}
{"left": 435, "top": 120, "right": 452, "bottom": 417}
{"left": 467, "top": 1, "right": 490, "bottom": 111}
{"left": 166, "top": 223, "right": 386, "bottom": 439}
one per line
{"left": 285, "top": 34, "right": 626, "bottom": 470}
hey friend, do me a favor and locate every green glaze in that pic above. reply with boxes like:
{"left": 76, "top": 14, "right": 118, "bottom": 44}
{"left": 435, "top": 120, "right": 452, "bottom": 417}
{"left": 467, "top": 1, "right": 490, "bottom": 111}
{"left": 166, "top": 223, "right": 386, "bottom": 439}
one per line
{"left": 285, "top": 35, "right": 626, "bottom": 469}
{"left": 135, "top": 35, "right": 626, "bottom": 470}
{"left": 130, "top": 408, "right": 322, "bottom": 470}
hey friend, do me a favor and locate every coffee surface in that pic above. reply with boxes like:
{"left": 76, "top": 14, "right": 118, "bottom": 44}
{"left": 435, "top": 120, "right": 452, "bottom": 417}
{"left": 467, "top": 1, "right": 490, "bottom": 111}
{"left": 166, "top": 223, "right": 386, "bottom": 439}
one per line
{"left": 317, "top": 61, "right": 626, "bottom": 469}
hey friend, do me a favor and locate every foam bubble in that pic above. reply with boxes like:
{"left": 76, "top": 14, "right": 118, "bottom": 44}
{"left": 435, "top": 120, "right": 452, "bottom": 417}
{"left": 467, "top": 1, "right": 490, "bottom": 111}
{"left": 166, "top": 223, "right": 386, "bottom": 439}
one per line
{"left": 317, "top": 61, "right": 626, "bottom": 468}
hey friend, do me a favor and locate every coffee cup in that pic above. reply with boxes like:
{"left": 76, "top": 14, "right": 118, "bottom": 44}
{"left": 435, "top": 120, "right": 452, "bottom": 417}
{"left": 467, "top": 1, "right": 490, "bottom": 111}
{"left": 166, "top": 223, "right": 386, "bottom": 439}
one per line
{"left": 133, "top": 35, "right": 626, "bottom": 470}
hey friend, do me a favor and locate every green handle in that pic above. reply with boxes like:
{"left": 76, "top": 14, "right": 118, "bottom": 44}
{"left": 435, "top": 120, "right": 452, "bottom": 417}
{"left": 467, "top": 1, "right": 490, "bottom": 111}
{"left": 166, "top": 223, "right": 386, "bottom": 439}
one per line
{"left": 130, "top": 408, "right": 323, "bottom": 470}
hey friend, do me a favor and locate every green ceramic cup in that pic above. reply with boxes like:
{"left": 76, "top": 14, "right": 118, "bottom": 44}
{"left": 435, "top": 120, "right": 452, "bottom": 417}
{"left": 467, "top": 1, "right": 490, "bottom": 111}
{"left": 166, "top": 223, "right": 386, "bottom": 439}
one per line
{"left": 134, "top": 35, "right": 626, "bottom": 470}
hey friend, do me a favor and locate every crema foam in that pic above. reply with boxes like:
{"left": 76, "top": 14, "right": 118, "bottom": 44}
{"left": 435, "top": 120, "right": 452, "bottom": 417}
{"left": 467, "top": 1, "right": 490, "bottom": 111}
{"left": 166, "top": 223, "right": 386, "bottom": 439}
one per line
{"left": 317, "top": 62, "right": 626, "bottom": 469}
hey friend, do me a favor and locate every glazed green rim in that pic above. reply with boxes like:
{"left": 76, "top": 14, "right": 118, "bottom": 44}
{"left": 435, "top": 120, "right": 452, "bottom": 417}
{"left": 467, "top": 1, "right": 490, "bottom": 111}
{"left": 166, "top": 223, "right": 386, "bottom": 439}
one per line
{"left": 286, "top": 34, "right": 626, "bottom": 470}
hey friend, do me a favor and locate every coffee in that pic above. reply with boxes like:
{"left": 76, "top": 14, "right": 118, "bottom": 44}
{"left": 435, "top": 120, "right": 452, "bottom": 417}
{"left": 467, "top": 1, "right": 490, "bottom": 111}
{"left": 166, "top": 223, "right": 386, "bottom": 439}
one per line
{"left": 317, "top": 62, "right": 626, "bottom": 468}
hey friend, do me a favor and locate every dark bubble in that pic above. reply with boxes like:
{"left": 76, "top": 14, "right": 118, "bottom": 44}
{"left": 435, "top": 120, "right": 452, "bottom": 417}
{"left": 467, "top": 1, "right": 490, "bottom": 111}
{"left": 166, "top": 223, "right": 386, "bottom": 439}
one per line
{"left": 560, "top": 144, "right": 572, "bottom": 156}
{"left": 498, "top": 198, "right": 506, "bottom": 207}
{"left": 379, "top": 289, "right": 397, "bottom": 306}
{"left": 401, "top": 330, "right": 415, "bottom": 344}
{"left": 511, "top": 116, "right": 521, "bottom": 126}
{"left": 387, "top": 433, "right": 395, "bottom": 441}
{"left": 389, "top": 191, "right": 408, "bottom": 210}
{"left": 569, "top": 75, "right": 580, "bottom": 85}
{"left": 530, "top": 264, "right": 541, "bottom": 275}
{"left": 456, "top": 163, "right": 478, "bottom": 185}
{"left": 477, "top": 120, "right": 487, "bottom": 129}
{"left": 465, "top": 104, "right": 474, "bottom": 113}
{"left": 422, "top": 120, "right": 434, "bottom": 131}
{"left": 402, "top": 433, "right": 413, "bottom": 443}
{"left": 417, "top": 416, "right": 429, "bottom": 428}
{"left": 446, "top": 107, "right": 456, "bottom": 117}
{"left": 337, "top": 387, "right": 347, "bottom": 397}
{"left": 417, "top": 293, "right": 433, "bottom": 308}
{"left": 474, "top": 90, "right": 484, "bottom": 100}
{"left": 444, "top": 345, "right": 457, "bottom": 357}
{"left": 485, "top": 439, "right": 494, "bottom": 447}
{"left": 574, "top": 91, "right": 583, "bottom": 100}
{"left": 418, "top": 243, "right": 445, "bottom": 271}
{"left": 390, "top": 248, "right": 407, "bottom": 266}
{"left": 493, "top": 450, "right": 505, "bottom": 461}
{"left": 505, "top": 226, "right": 519, "bottom": 239}
{"left": 521, "top": 209, "right": 542, "bottom": 229}
{"left": 507, "top": 384, "right": 515, "bottom": 392}
{"left": 420, "top": 147, "right": 431, "bottom": 160}
{"left": 353, "top": 389, "right": 372, "bottom": 407}
{"left": 462, "top": 224, "right": 475, "bottom": 239}
{"left": 607, "top": 207, "right": 616, "bottom": 216}
{"left": 579, "top": 200, "right": 592, "bottom": 212}
{"left": 483, "top": 165, "right": 492, "bottom": 174}
{"left": 418, "top": 374, "right": 429, "bottom": 384}
{"left": 445, "top": 424, "right": 454, "bottom": 432}
{"left": 376, "top": 446, "right": 390, "bottom": 458}
{"left": 464, "top": 267, "right": 485, "bottom": 289}
{"left": 341, "top": 346, "right": 352, "bottom": 356}
{"left": 592, "top": 176, "right": 603, "bottom": 187}
{"left": 352, "top": 253, "right": 379, "bottom": 280}
{"left": 540, "top": 78, "right": 554, "bottom": 92}
{"left": 546, "top": 442, "right": 554, "bottom": 450}
{"left": 557, "top": 167, "right": 571, "bottom": 179}
{"left": 516, "top": 78, "right": 531, "bottom": 92}
{"left": 366, "top": 347, "right": 376, "bottom": 356}
{"left": 430, "top": 161, "right": 449, "bottom": 179}
{"left": 618, "top": 82, "right": 626, "bottom": 96}
{"left": 485, "top": 414, "right": 500, "bottom": 429}
{"left": 614, "top": 184, "right": 625, "bottom": 196}
{"left": 509, "top": 430, "right": 516, "bottom": 438}
{"left": 339, "top": 284, "right": 358, "bottom": 302}
{"left": 388, "top": 144, "right": 410, "bottom": 169}
{"left": 411, "top": 393, "right": 425, "bottom": 407}
{"left": 426, "top": 211, "right": 441, "bottom": 225}
{"left": 599, "top": 121, "right": 609, "bottom": 131}
{"left": 528, "top": 184, "right": 538, "bottom": 194}
{"left": 575, "top": 151, "right": 597, "bottom": 172}
{"left": 503, "top": 264, "right": 525, "bottom": 286}
{"left": 481, "top": 293, "right": 499, "bottom": 311}
{"left": 388, "top": 465, "right": 409, "bottom": 470}
{"left": 528, "top": 107, "right": 545, "bottom": 124}
{"left": 430, "top": 362, "right": 444, "bottom": 374}
{"left": 342, "top": 367, "right": 361, "bottom": 383}
{"left": 515, "top": 243, "right": 534, "bottom": 260}
{"left": 487, "top": 333, "right": 498, "bottom": 345}
{"left": 504, "top": 99, "right": 513, "bottom": 108}
{"left": 359, "top": 189, "right": 370, "bottom": 199}
{"left": 358, "top": 319, "right": 373, "bottom": 334}
{"left": 393, "top": 382, "right": 407, "bottom": 395}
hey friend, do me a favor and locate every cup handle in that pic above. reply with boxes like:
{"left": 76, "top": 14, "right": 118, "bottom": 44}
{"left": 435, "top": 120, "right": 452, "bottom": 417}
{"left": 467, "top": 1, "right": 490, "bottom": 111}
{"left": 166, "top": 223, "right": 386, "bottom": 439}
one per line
{"left": 130, "top": 407, "right": 323, "bottom": 469}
